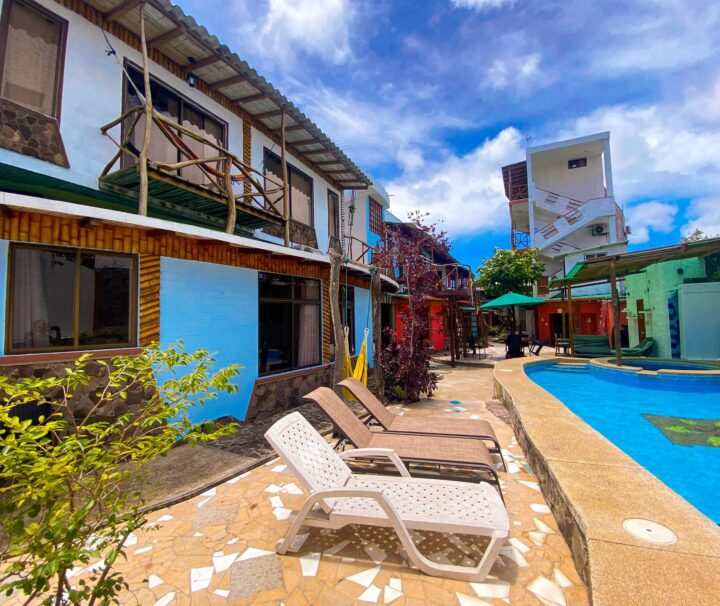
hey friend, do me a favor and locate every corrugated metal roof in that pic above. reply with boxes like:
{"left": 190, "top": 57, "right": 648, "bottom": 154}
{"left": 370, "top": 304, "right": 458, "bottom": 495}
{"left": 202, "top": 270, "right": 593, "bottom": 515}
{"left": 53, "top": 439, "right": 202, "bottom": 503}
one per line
{"left": 86, "top": 0, "right": 371, "bottom": 189}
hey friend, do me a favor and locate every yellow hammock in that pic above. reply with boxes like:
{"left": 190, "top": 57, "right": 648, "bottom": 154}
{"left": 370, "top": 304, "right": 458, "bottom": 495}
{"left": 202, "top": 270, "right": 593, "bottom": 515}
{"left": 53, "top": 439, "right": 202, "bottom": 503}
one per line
{"left": 343, "top": 326, "right": 369, "bottom": 400}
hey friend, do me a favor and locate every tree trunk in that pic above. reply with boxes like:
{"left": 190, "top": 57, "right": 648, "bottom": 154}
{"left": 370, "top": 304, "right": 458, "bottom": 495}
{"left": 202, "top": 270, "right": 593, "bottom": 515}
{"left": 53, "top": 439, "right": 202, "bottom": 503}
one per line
{"left": 329, "top": 251, "right": 345, "bottom": 395}
{"left": 371, "top": 268, "right": 384, "bottom": 398}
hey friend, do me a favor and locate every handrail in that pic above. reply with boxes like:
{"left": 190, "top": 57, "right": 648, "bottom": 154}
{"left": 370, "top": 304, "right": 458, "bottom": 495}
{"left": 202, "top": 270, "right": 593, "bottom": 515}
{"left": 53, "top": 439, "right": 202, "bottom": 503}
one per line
{"left": 99, "top": 105, "right": 286, "bottom": 232}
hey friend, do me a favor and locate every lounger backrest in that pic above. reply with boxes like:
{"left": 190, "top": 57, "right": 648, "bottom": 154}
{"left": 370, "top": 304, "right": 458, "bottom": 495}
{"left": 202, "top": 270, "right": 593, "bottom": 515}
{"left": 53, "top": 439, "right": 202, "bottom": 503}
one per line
{"left": 304, "top": 387, "right": 372, "bottom": 448}
{"left": 339, "top": 377, "right": 394, "bottom": 429}
{"left": 264, "top": 411, "right": 352, "bottom": 496}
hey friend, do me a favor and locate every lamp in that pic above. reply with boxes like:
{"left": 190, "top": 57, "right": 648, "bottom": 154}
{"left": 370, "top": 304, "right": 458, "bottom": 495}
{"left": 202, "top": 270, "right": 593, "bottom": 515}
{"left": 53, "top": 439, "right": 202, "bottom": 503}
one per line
{"left": 186, "top": 56, "right": 198, "bottom": 88}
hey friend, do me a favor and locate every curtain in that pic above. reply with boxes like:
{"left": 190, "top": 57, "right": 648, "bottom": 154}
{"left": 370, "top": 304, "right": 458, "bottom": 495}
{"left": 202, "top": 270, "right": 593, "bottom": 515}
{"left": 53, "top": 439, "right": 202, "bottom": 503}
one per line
{"left": 296, "top": 304, "right": 320, "bottom": 367}
{"left": 12, "top": 248, "right": 49, "bottom": 349}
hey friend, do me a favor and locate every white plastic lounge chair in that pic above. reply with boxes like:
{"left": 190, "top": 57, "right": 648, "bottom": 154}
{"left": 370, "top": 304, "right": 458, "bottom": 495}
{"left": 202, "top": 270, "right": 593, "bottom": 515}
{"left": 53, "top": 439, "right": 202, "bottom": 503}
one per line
{"left": 265, "top": 411, "right": 509, "bottom": 582}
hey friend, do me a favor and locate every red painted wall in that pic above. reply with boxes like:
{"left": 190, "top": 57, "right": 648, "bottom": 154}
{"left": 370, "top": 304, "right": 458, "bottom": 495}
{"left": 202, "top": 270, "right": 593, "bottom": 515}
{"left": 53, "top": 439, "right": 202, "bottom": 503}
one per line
{"left": 536, "top": 299, "right": 604, "bottom": 343}
{"left": 392, "top": 299, "right": 447, "bottom": 351}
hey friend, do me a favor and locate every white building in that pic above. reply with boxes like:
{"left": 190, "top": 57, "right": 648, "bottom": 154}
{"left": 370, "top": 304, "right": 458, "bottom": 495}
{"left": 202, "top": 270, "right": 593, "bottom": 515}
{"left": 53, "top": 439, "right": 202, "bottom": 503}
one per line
{"left": 342, "top": 183, "right": 390, "bottom": 264}
{"left": 502, "top": 132, "right": 629, "bottom": 290}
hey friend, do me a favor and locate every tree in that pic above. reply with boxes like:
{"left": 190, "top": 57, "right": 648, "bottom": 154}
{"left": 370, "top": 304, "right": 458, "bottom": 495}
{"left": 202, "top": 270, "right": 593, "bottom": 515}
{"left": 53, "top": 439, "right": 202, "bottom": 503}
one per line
{"left": 475, "top": 248, "right": 545, "bottom": 298}
{"left": 0, "top": 343, "right": 240, "bottom": 605}
{"left": 374, "top": 211, "right": 446, "bottom": 402}
{"left": 682, "top": 228, "right": 710, "bottom": 242}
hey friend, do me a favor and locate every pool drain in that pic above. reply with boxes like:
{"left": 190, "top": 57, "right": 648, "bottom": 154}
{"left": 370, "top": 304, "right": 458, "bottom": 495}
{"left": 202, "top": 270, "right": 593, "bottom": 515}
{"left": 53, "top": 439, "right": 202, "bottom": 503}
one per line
{"left": 622, "top": 518, "right": 677, "bottom": 545}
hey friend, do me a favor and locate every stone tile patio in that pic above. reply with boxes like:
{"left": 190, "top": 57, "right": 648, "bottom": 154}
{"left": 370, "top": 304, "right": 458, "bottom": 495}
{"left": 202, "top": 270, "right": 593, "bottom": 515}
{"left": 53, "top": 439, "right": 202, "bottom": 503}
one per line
{"left": 16, "top": 366, "right": 591, "bottom": 605}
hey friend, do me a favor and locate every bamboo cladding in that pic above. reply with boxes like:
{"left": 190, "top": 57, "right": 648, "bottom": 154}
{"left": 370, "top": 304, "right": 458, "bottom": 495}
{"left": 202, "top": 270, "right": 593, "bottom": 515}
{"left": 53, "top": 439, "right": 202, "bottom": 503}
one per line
{"left": 0, "top": 210, "right": 333, "bottom": 353}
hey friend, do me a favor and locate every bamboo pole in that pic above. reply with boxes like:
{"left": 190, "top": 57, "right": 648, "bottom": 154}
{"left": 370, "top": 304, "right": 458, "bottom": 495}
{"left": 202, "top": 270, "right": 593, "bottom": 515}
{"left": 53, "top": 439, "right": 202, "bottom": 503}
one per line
{"left": 280, "top": 110, "right": 290, "bottom": 247}
{"left": 137, "top": 2, "right": 152, "bottom": 217}
{"left": 560, "top": 286, "right": 567, "bottom": 339}
{"left": 371, "top": 268, "right": 384, "bottom": 397}
{"left": 610, "top": 260, "right": 623, "bottom": 366}
{"left": 329, "top": 251, "right": 346, "bottom": 395}
{"left": 449, "top": 301, "right": 456, "bottom": 368}
{"left": 224, "top": 157, "right": 236, "bottom": 233}
{"left": 568, "top": 284, "right": 575, "bottom": 355}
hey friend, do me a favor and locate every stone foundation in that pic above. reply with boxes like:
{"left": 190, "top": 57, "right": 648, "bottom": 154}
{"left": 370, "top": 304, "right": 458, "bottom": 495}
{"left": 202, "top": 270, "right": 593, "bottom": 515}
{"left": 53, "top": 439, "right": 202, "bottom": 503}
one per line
{"left": 263, "top": 219, "right": 318, "bottom": 249}
{"left": 246, "top": 364, "right": 334, "bottom": 422}
{"left": 0, "top": 98, "right": 69, "bottom": 167}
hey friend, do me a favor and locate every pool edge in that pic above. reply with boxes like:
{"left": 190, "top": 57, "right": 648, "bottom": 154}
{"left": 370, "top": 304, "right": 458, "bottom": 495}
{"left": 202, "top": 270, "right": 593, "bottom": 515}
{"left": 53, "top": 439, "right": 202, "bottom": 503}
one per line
{"left": 494, "top": 356, "right": 720, "bottom": 606}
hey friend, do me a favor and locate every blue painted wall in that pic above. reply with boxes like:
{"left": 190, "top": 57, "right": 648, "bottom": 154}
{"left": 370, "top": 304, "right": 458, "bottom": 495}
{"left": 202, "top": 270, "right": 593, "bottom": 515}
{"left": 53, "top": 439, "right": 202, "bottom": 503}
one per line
{"left": 0, "top": 240, "right": 8, "bottom": 355}
{"left": 160, "top": 257, "right": 258, "bottom": 423}
{"left": 354, "top": 287, "right": 373, "bottom": 367}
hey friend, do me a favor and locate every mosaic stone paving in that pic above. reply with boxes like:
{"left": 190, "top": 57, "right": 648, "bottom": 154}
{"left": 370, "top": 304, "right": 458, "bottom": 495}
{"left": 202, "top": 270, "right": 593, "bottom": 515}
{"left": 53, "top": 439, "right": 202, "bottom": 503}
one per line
{"left": 11, "top": 366, "right": 590, "bottom": 605}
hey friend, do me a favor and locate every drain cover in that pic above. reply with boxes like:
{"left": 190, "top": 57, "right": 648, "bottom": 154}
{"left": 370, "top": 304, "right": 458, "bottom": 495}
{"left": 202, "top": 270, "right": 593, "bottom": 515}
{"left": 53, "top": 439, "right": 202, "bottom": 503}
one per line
{"left": 622, "top": 518, "right": 677, "bottom": 545}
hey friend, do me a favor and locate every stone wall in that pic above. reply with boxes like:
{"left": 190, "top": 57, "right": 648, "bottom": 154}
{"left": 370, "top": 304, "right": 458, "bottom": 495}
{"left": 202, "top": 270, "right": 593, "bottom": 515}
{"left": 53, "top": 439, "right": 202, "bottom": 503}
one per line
{"left": 263, "top": 220, "right": 319, "bottom": 249}
{"left": 246, "top": 364, "right": 334, "bottom": 422}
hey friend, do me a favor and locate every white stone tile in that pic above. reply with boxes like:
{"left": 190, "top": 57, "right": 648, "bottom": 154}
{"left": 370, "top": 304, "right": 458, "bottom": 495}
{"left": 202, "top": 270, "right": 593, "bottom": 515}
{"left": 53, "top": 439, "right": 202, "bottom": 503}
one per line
{"left": 271, "top": 464, "right": 287, "bottom": 473}
{"left": 226, "top": 537, "right": 238, "bottom": 544}
{"left": 470, "top": 578, "right": 510, "bottom": 599}
{"left": 155, "top": 514, "right": 174, "bottom": 523}
{"left": 527, "top": 576, "right": 566, "bottom": 606}
{"left": 299, "top": 552, "right": 321, "bottom": 577}
{"left": 197, "top": 498, "right": 211, "bottom": 508}
{"left": 345, "top": 565, "right": 381, "bottom": 588}
{"left": 148, "top": 574, "right": 164, "bottom": 589}
{"left": 507, "top": 462, "right": 521, "bottom": 474}
{"left": 153, "top": 592, "right": 176, "bottom": 606}
{"left": 383, "top": 584, "right": 403, "bottom": 604}
{"left": 190, "top": 566, "right": 214, "bottom": 592}
{"left": 388, "top": 578, "right": 402, "bottom": 591}
{"left": 193, "top": 532, "right": 204, "bottom": 537}
{"left": 269, "top": 496, "right": 284, "bottom": 508}
{"left": 517, "top": 480, "right": 541, "bottom": 492}
{"left": 500, "top": 546, "right": 529, "bottom": 568}
{"left": 323, "top": 539, "right": 351, "bottom": 556}
{"left": 553, "top": 568, "right": 573, "bottom": 588}
{"left": 226, "top": 471, "right": 250, "bottom": 484}
{"left": 134, "top": 546, "right": 153, "bottom": 555}
{"left": 456, "top": 592, "right": 492, "bottom": 606}
{"left": 273, "top": 507, "right": 292, "bottom": 520}
{"left": 363, "top": 543, "right": 388, "bottom": 564}
{"left": 213, "top": 552, "right": 239, "bottom": 573}
{"left": 531, "top": 503, "right": 552, "bottom": 514}
{"left": 200, "top": 487, "right": 216, "bottom": 497}
{"left": 509, "top": 537, "right": 531, "bottom": 553}
{"left": 529, "top": 531, "right": 546, "bottom": 546}
{"left": 124, "top": 533, "right": 138, "bottom": 547}
{"left": 534, "top": 517, "right": 555, "bottom": 534}
{"left": 213, "top": 589, "right": 230, "bottom": 598}
{"left": 358, "top": 584, "right": 382, "bottom": 603}
{"left": 264, "top": 483, "right": 283, "bottom": 493}
{"left": 238, "top": 547, "right": 274, "bottom": 561}
{"left": 283, "top": 483, "right": 303, "bottom": 495}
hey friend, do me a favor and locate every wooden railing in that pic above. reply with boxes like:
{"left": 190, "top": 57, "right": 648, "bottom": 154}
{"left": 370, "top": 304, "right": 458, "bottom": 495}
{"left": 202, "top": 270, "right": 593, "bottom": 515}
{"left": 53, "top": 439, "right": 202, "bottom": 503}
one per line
{"left": 345, "top": 235, "right": 374, "bottom": 264}
{"left": 99, "top": 105, "right": 285, "bottom": 233}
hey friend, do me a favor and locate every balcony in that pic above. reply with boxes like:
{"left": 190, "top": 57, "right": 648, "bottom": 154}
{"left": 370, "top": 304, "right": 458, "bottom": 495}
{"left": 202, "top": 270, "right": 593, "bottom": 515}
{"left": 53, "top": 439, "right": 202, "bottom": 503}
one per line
{"left": 99, "top": 106, "right": 285, "bottom": 234}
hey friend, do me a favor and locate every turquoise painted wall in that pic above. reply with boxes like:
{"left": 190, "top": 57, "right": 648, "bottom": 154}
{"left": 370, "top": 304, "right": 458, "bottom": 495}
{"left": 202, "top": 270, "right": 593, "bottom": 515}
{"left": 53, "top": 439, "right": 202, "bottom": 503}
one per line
{"left": 354, "top": 287, "right": 373, "bottom": 367}
{"left": 160, "top": 257, "right": 258, "bottom": 423}
{"left": 0, "top": 241, "right": 8, "bottom": 355}
{"left": 625, "top": 258, "right": 706, "bottom": 358}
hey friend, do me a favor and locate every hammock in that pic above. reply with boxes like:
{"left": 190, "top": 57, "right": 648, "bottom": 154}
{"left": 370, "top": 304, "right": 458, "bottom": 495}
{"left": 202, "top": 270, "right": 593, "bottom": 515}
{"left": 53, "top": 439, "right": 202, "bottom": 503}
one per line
{"left": 343, "top": 326, "right": 368, "bottom": 400}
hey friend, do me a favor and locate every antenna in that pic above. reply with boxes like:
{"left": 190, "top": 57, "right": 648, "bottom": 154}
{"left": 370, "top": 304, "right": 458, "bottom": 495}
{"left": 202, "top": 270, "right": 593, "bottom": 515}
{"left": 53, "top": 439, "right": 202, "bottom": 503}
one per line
{"left": 525, "top": 135, "right": 533, "bottom": 148}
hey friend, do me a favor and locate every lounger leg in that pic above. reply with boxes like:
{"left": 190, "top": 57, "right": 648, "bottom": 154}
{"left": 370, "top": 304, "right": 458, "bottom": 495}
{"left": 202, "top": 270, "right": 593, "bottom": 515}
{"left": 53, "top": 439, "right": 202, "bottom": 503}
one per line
{"left": 277, "top": 496, "right": 319, "bottom": 555}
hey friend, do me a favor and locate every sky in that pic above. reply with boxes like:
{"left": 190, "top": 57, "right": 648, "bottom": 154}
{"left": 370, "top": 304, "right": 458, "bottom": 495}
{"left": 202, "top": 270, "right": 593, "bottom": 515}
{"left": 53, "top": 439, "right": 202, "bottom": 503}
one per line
{"left": 185, "top": 0, "right": 720, "bottom": 271}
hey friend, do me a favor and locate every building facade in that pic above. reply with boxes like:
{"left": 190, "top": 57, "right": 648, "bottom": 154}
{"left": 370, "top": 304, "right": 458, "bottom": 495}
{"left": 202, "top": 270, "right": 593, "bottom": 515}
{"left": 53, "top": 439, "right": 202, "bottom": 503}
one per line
{"left": 0, "top": 0, "right": 394, "bottom": 424}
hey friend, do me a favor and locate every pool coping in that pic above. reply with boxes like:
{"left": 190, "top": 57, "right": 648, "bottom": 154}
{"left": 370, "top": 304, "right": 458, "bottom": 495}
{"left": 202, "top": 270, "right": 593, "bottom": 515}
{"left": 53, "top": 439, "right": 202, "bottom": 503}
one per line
{"left": 589, "top": 357, "right": 720, "bottom": 376}
{"left": 494, "top": 356, "right": 720, "bottom": 606}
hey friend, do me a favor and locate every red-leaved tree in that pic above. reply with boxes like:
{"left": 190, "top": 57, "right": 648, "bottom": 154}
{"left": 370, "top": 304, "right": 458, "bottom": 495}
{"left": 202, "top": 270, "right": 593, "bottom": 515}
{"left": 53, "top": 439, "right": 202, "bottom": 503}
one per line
{"left": 374, "top": 211, "right": 449, "bottom": 402}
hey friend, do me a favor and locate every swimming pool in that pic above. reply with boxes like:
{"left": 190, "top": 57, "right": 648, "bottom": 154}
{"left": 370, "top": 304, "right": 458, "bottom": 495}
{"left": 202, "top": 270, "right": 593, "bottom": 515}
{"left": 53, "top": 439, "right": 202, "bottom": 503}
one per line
{"left": 526, "top": 362, "right": 720, "bottom": 523}
{"left": 610, "top": 359, "right": 718, "bottom": 372}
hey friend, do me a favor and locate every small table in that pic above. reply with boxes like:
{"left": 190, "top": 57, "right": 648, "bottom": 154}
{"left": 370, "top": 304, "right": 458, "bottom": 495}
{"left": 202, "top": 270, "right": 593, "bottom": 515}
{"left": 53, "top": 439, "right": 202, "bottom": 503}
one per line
{"left": 555, "top": 338, "right": 570, "bottom": 356}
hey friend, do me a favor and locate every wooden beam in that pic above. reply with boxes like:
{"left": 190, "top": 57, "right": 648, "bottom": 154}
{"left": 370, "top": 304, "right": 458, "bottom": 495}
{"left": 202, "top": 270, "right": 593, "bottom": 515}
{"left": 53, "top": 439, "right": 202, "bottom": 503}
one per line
{"left": 148, "top": 26, "right": 183, "bottom": 48}
{"left": 312, "top": 159, "right": 340, "bottom": 166}
{"left": 281, "top": 110, "right": 290, "bottom": 247}
{"left": 290, "top": 138, "right": 318, "bottom": 146}
{"left": 79, "top": 217, "right": 101, "bottom": 228}
{"left": 0, "top": 205, "right": 15, "bottom": 219}
{"left": 103, "top": 0, "right": 141, "bottom": 23}
{"left": 253, "top": 108, "right": 283, "bottom": 120}
{"left": 209, "top": 74, "right": 246, "bottom": 91}
{"left": 568, "top": 283, "right": 575, "bottom": 355}
{"left": 234, "top": 91, "right": 267, "bottom": 104}
{"left": 146, "top": 229, "right": 169, "bottom": 238}
{"left": 609, "top": 260, "right": 623, "bottom": 367}
{"left": 278, "top": 124, "right": 305, "bottom": 133}
{"left": 320, "top": 168, "right": 347, "bottom": 174}
{"left": 185, "top": 53, "right": 221, "bottom": 71}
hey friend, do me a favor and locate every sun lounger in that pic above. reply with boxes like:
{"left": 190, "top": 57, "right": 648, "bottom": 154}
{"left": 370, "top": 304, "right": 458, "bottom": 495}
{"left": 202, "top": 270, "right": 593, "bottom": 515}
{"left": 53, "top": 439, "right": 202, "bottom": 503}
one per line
{"left": 265, "top": 411, "right": 509, "bottom": 582}
{"left": 338, "top": 377, "right": 506, "bottom": 470}
{"left": 305, "top": 387, "right": 503, "bottom": 494}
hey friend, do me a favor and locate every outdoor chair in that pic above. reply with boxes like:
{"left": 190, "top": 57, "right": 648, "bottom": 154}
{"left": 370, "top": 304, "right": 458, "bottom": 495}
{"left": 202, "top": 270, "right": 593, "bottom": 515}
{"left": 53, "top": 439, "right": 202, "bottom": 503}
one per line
{"left": 265, "top": 411, "right": 509, "bottom": 582}
{"left": 304, "top": 387, "right": 503, "bottom": 495}
{"left": 529, "top": 339, "right": 545, "bottom": 356}
{"left": 338, "top": 377, "right": 505, "bottom": 470}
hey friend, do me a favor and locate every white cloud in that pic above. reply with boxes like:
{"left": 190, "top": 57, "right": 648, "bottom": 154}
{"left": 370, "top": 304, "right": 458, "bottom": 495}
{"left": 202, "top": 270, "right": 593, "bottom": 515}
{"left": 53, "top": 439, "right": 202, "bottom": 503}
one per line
{"left": 682, "top": 199, "right": 720, "bottom": 239}
{"left": 624, "top": 201, "right": 678, "bottom": 244}
{"left": 482, "top": 52, "right": 543, "bottom": 93}
{"left": 386, "top": 127, "right": 524, "bottom": 236}
{"left": 233, "top": 0, "right": 354, "bottom": 67}
{"left": 451, "top": 0, "right": 515, "bottom": 11}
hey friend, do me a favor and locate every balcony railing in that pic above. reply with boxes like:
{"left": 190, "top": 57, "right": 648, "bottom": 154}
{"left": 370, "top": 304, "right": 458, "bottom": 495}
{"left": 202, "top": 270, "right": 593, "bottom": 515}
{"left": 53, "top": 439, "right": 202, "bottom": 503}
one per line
{"left": 99, "top": 105, "right": 285, "bottom": 233}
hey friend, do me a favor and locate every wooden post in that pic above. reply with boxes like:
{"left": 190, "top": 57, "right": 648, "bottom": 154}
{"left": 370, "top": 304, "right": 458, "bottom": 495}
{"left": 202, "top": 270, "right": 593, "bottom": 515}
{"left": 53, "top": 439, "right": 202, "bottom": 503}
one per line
{"left": 560, "top": 286, "right": 567, "bottom": 339}
{"left": 449, "top": 301, "right": 456, "bottom": 368}
{"left": 224, "top": 157, "right": 236, "bottom": 233}
{"left": 371, "top": 268, "right": 384, "bottom": 397}
{"left": 329, "top": 251, "right": 346, "bottom": 395}
{"left": 280, "top": 110, "right": 290, "bottom": 247}
{"left": 568, "top": 284, "right": 575, "bottom": 355}
{"left": 610, "top": 260, "right": 623, "bottom": 367}
{"left": 137, "top": 1, "right": 153, "bottom": 217}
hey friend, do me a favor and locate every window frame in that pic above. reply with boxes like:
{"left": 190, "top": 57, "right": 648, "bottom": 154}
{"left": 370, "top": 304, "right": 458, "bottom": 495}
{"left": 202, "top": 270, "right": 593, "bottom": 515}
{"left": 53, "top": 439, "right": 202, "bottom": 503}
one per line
{"left": 0, "top": 0, "right": 68, "bottom": 121}
{"left": 258, "top": 272, "right": 322, "bottom": 376}
{"left": 568, "top": 157, "right": 588, "bottom": 170}
{"left": 327, "top": 189, "right": 340, "bottom": 241}
{"left": 5, "top": 243, "right": 139, "bottom": 355}
{"left": 369, "top": 196, "right": 384, "bottom": 235}
{"left": 121, "top": 61, "right": 228, "bottom": 170}
{"left": 263, "top": 148, "right": 315, "bottom": 227}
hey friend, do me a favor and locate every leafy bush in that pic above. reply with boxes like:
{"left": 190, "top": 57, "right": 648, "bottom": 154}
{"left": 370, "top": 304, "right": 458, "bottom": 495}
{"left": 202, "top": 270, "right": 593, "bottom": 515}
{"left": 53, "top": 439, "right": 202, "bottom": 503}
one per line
{"left": 0, "top": 343, "right": 240, "bottom": 605}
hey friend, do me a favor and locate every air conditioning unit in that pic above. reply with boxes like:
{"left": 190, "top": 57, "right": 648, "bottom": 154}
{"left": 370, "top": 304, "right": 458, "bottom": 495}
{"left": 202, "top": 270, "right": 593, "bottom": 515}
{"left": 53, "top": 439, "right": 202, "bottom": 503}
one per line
{"left": 625, "top": 225, "right": 632, "bottom": 235}
{"left": 591, "top": 224, "right": 608, "bottom": 236}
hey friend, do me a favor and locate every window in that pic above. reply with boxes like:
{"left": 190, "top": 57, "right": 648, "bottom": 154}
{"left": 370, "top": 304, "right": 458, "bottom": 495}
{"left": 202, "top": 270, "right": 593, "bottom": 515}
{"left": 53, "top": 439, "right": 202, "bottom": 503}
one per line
{"left": 259, "top": 273, "right": 321, "bottom": 374}
{"left": 7, "top": 244, "right": 137, "bottom": 353}
{"left": 568, "top": 157, "right": 587, "bottom": 169}
{"left": 584, "top": 252, "right": 608, "bottom": 260}
{"left": 369, "top": 197, "right": 383, "bottom": 234}
{"left": 328, "top": 189, "right": 340, "bottom": 241}
{"left": 339, "top": 284, "right": 355, "bottom": 355}
{"left": 263, "top": 150, "right": 315, "bottom": 226}
{"left": 123, "top": 65, "right": 226, "bottom": 187}
{"left": 0, "top": 0, "right": 67, "bottom": 118}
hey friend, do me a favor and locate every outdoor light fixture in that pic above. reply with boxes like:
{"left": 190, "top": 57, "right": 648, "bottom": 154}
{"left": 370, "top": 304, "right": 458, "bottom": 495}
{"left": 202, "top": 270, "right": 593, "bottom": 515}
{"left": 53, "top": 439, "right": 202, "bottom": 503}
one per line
{"left": 186, "top": 56, "right": 198, "bottom": 87}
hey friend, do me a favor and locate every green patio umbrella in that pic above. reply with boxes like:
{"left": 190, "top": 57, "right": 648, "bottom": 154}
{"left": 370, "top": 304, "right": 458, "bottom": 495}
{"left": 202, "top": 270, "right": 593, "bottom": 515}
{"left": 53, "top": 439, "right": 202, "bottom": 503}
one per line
{"left": 479, "top": 292, "right": 544, "bottom": 309}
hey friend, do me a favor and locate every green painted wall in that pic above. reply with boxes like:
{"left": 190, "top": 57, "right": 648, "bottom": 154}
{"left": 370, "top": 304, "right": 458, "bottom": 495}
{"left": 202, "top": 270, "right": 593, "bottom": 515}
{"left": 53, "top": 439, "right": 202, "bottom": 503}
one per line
{"left": 625, "top": 258, "right": 706, "bottom": 358}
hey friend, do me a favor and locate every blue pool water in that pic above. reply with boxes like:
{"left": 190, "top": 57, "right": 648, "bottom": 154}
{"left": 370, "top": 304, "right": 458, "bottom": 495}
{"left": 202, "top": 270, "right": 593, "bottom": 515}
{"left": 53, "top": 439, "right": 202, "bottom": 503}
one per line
{"left": 526, "top": 362, "right": 720, "bottom": 523}
{"left": 620, "top": 360, "right": 717, "bottom": 372}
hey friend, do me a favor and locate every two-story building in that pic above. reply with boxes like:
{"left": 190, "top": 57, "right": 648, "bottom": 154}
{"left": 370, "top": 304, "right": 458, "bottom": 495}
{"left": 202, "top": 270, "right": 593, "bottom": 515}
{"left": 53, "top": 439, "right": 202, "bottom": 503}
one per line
{"left": 0, "top": 0, "right": 396, "bottom": 424}
{"left": 501, "top": 132, "right": 630, "bottom": 343}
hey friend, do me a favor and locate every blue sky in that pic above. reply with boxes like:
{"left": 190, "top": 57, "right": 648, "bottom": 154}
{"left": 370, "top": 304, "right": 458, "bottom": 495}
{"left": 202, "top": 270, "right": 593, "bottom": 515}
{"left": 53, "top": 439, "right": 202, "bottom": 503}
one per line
{"left": 186, "top": 0, "right": 720, "bottom": 270}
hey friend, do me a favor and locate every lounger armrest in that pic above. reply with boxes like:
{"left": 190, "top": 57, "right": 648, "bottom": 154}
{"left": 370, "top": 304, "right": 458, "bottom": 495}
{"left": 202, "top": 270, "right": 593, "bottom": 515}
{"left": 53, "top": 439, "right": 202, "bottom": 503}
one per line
{"left": 339, "top": 448, "right": 411, "bottom": 477}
